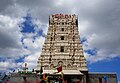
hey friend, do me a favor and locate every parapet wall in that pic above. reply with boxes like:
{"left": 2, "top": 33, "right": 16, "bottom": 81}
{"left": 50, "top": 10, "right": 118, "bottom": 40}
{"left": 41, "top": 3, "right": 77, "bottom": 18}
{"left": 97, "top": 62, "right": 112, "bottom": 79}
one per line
{"left": 88, "top": 72, "right": 118, "bottom": 83}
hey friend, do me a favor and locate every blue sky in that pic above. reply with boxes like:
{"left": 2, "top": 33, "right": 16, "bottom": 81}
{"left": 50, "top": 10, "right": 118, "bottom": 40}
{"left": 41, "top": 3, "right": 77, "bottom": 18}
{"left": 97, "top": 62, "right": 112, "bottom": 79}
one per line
{"left": 0, "top": 0, "right": 120, "bottom": 82}
{"left": 88, "top": 57, "right": 120, "bottom": 80}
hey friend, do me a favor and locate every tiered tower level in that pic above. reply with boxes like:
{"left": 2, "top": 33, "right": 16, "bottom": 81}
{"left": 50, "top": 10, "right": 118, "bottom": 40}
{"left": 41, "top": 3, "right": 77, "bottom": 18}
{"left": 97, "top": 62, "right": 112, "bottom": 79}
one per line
{"left": 37, "top": 14, "right": 87, "bottom": 71}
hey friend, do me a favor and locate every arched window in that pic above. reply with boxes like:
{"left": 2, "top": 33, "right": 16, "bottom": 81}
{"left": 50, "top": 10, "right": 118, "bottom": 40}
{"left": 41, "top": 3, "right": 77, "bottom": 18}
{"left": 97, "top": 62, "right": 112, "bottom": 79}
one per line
{"left": 58, "top": 61, "right": 63, "bottom": 66}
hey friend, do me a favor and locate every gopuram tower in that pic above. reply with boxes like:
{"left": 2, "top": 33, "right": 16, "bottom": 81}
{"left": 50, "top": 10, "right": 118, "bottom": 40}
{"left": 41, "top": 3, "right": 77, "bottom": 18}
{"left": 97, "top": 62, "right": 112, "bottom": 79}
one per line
{"left": 37, "top": 14, "right": 88, "bottom": 74}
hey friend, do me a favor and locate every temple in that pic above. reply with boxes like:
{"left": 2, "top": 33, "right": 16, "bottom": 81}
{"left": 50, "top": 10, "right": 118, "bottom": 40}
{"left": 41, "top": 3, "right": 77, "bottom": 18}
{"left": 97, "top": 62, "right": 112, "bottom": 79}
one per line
{"left": 10, "top": 14, "right": 118, "bottom": 83}
{"left": 37, "top": 14, "right": 118, "bottom": 83}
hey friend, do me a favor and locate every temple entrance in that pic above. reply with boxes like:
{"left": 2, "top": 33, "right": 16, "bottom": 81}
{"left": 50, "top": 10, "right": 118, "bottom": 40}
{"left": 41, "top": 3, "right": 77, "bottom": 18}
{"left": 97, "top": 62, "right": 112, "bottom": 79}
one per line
{"left": 47, "top": 74, "right": 83, "bottom": 83}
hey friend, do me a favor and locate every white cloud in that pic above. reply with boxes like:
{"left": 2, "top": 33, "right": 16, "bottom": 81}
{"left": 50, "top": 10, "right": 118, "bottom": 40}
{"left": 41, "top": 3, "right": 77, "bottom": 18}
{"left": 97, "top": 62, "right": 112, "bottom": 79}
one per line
{"left": 83, "top": 32, "right": 120, "bottom": 63}
{"left": 22, "top": 36, "right": 45, "bottom": 69}
{"left": 33, "top": 19, "right": 48, "bottom": 35}
{"left": 0, "top": 14, "right": 31, "bottom": 58}
{"left": 0, "top": 60, "right": 23, "bottom": 72}
{"left": 79, "top": 20, "right": 92, "bottom": 36}
{"left": 22, "top": 35, "right": 45, "bottom": 51}
{"left": 0, "top": 4, "right": 46, "bottom": 71}
{"left": 24, "top": 52, "right": 41, "bottom": 69}
{"left": 2, "top": 2, "right": 28, "bottom": 18}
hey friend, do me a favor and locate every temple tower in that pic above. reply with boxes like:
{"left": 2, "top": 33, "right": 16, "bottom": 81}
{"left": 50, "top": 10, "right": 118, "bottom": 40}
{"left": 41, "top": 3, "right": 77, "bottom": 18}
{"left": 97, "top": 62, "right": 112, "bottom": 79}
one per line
{"left": 37, "top": 14, "right": 87, "bottom": 73}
